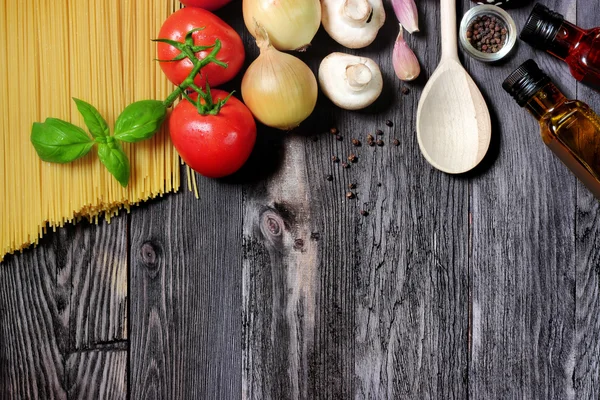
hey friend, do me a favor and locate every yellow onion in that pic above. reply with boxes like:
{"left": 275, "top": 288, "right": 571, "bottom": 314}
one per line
{"left": 243, "top": 0, "right": 321, "bottom": 51}
{"left": 242, "top": 26, "right": 318, "bottom": 130}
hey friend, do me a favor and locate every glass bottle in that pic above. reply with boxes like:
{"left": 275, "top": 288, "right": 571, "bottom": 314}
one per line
{"left": 520, "top": 3, "right": 600, "bottom": 88}
{"left": 503, "top": 60, "right": 600, "bottom": 199}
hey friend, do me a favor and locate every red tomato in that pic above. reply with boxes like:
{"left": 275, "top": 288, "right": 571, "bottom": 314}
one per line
{"left": 169, "top": 90, "right": 257, "bottom": 178}
{"left": 180, "top": 0, "right": 233, "bottom": 11}
{"left": 157, "top": 8, "right": 244, "bottom": 88}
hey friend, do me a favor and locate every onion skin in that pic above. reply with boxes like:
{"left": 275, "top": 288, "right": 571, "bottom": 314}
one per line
{"left": 242, "top": 47, "right": 318, "bottom": 130}
{"left": 243, "top": 0, "right": 321, "bottom": 51}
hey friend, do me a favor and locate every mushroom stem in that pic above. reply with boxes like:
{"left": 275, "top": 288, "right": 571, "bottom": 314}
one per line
{"left": 342, "top": 0, "right": 372, "bottom": 24}
{"left": 346, "top": 64, "right": 372, "bottom": 91}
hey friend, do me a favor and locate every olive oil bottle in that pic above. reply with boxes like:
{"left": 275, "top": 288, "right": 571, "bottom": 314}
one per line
{"left": 503, "top": 60, "right": 600, "bottom": 199}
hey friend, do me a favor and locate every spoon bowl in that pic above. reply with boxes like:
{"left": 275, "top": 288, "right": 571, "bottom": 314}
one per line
{"left": 416, "top": 0, "right": 491, "bottom": 174}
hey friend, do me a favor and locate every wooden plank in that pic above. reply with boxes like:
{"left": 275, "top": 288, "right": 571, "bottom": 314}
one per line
{"left": 0, "top": 240, "right": 67, "bottom": 400}
{"left": 65, "top": 349, "right": 127, "bottom": 399}
{"left": 574, "top": 1, "right": 600, "bottom": 396}
{"left": 0, "top": 217, "right": 128, "bottom": 399}
{"left": 468, "top": 1, "right": 577, "bottom": 398}
{"left": 349, "top": 2, "right": 469, "bottom": 397}
{"left": 242, "top": 135, "right": 320, "bottom": 400}
{"left": 242, "top": 1, "right": 469, "bottom": 397}
{"left": 62, "top": 218, "right": 128, "bottom": 350}
{"left": 129, "top": 167, "right": 243, "bottom": 400}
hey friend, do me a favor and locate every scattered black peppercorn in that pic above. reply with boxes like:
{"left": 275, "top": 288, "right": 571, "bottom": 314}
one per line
{"left": 332, "top": 155, "right": 339, "bottom": 163}
{"left": 385, "top": 120, "right": 393, "bottom": 127}
{"left": 360, "top": 210, "right": 369, "bottom": 216}
{"left": 376, "top": 129, "right": 384, "bottom": 135}
{"left": 336, "top": 135, "right": 343, "bottom": 141}
{"left": 393, "top": 139, "right": 400, "bottom": 146}
{"left": 341, "top": 162, "right": 350, "bottom": 169}
{"left": 377, "top": 182, "right": 382, "bottom": 187}
{"left": 466, "top": 15, "right": 507, "bottom": 54}
{"left": 376, "top": 139, "right": 384, "bottom": 146}
{"left": 330, "top": 127, "right": 338, "bottom": 135}
{"left": 348, "top": 154, "right": 357, "bottom": 163}
{"left": 346, "top": 191, "right": 355, "bottom": 199}
{"left": 348, "top": 183, "right": 356, "bottom": 189}
{"left": 351, "top": 139, "right": 361, "bottom": 146}
{"left": 326, "top": 174, "right": 333, "bottom": 181}
{"left": 294, "top": 238, "right": 304, "bottom": 249}
{"left": 401, "top": 87, "right": 410, "bottom": 95}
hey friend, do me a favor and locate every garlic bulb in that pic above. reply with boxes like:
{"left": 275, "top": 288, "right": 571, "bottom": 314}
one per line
{"left": 243, "top": 0, "right": 321, "bottom": 51}
{"left": 241, "top": 26, "right": 318, "bottom": 130}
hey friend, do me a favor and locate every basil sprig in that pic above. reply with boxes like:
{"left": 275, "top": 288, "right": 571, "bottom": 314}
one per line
{"left": 31, "top": 98, "right": 166, "bottom": 187}
{"left": 30, "top": 32, "right": 230, "bottom": 187}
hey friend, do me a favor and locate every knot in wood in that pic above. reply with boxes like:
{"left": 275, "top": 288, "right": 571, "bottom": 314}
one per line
{"left": 140, "top": 242, "right": 159, "bottom": 272}
{"left": 261, "top": 211, "right": 284, "bottom": 239}
{"left": 294, "top": 238, "right": 304, "bottom": 250}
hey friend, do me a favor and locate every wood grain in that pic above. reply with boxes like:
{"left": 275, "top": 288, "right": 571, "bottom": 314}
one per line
{"left": 66, "top": 349, "right": 127, "bottom": 399}
{"left": 0, "top": 240, "right": 66, "bottom": 400}
{"left": 468, "top": 1, "right": 578, "bottom": 398}
{"left": 3, "top": 1, "right": 600, "bottom": 399}
{"left": 242, "top": 136, "right": 319, "bottom": 400}
{"left": 0, "top": 218, "right": 128, "bottom": 399}
{"left": 574, "top": 1, "right": 600, "bottom": 396}
{"left": 129, "top": 167, "right": 243, "bottom": 400}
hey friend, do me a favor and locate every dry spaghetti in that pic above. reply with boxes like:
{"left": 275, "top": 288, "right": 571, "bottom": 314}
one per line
{"left": 0, "top": 0, "right": 182, "bottom": 261}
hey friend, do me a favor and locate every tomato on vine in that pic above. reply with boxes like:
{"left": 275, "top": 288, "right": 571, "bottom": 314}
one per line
{"left": 157, "top": 7, "right": 244, "bottom": 88}
{"left": 169, "top": 89, "right": 256, "bottom": 178}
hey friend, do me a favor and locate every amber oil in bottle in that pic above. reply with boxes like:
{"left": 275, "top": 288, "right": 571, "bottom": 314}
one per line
{"left": 503, "top": 60, "right": 600, "bottom": 199}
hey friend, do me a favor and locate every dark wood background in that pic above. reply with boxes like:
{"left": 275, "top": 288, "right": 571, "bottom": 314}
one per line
{"left": 1, "top": 0, "right": 599, "bottom": 398}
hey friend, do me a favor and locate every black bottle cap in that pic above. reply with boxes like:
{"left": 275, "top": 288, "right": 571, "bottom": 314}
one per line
{"left": 502, "top": 59, "right": 551, "bottom": 107}
{"left": 520, "top": 3, "right": 564, "bottom": 51}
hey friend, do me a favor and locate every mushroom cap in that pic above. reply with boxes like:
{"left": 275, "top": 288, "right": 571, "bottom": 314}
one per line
{"left": 318, "top": 52, "right": 383, "bottom": 110}
{"left": 321, "top": 0, "right": 385, "bottom": 49}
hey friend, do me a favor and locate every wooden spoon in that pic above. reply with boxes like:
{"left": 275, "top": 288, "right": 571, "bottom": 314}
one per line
{"left": 416, "top": 0, "right": 491, "bottom": 174}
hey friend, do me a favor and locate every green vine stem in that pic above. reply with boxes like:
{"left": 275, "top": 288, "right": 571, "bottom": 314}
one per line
{"left": 156, "top": 28, "right": 231, "bottom": 113}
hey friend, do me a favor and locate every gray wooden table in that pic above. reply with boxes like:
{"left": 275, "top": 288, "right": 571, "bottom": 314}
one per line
{"left": 1, "top": 1, "right": 599, "bottom": 399}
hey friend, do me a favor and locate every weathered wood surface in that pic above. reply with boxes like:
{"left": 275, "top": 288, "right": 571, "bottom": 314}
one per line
{"left": 1, "top": 0, "right": 599, "bottom": 399}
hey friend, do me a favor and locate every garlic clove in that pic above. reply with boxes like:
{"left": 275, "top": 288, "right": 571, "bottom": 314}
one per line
{"left": 393, "top": 25, "right": 420, "bottom": 81}
{"left": 321, "top": 0, "right": 385, "bottom": 49}
{"left": 319, "top": 52, "right": 383, "bottom": 110}
{"left": 392, "top": 0, "right": 419, "bottom": 34}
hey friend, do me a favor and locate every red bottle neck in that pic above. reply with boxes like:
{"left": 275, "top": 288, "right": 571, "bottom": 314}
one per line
{"left": 548, "top": 20, "right": 586, "bottom": 61}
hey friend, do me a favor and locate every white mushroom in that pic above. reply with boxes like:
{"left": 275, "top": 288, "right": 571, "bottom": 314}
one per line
{"left": 321, "top": 0, "right": 386, "bottom": 49}
{"left": 318, "top": 52, "right": 383, "bottom": 110}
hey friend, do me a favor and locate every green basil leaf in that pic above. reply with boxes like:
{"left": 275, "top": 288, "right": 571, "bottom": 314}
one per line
{"left": 97, "top": 139, "right": 130, "bottom": 187}
{"left": 31, "top": 118, "right": 94, "bottom": 163}
{"left": 113, "top": 100, "right": 167, "bottom": 143}
{"left": 72, "top": 97, "right": 109, "bottom": 138}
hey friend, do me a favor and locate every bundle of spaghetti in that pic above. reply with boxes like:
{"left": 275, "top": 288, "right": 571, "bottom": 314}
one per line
{"left": 0, "top": 0, "right": 182, "bottom": 261}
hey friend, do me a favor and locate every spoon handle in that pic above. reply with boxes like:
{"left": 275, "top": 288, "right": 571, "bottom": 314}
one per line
{"left": 441, "top": 0, "right": 459, "bottom": 61}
